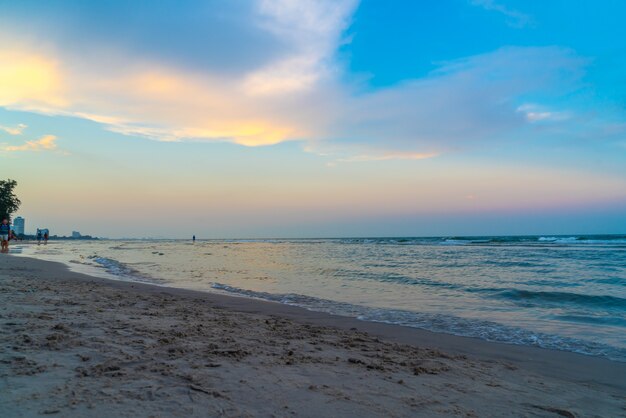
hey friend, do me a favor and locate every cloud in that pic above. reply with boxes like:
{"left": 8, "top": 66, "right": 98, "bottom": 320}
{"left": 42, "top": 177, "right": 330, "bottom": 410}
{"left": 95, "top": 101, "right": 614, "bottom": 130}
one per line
{"left": 0, "top": 0, "right": 358, "bottom": 148}
{"left": 4, "top": 135, "right": 58, "bottom": 152}
{"left": 0, "top": 123, "right": 27, "bottom": 135}
{"left": 244, "top": 0, "right": 358, "bottom": 95}
{"left": 0, "top": 50, "right": 66, "bottom": 111}
{"left": 0, "top": 0, "right": 287, "bottom": 77}
{"left": 516, "top": 104, "right": 571, "bottom": 123}
{"left": 0, "top": 1, "right": 610, "bottom": 161}
{"left": 307, "top": 46, "right": 587, "bottom": 158}
{"left": 470, "top": 0, "right": 533, "bottom": 28}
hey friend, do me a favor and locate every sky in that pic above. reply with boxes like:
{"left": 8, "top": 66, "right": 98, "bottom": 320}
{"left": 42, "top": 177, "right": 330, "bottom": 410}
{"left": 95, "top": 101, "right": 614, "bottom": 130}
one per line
{"left": 1, "top": 0, "right": 625, "bottom": 238}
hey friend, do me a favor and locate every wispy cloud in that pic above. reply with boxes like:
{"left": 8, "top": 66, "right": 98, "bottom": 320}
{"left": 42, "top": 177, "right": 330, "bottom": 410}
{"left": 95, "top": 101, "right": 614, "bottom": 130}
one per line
{"left": 516, "top": 104, "right": 571, "bottom": 123}
{"left": 4, "top": 134, "right": 58, "bottom": 152}
{"left": 244, "top": 0, "right": 358, "bottom": 95}
{"left": 470, "top": 0, "right": 533, "bottom": 28}
{"left": 0, "top": 123, "right": 27, "bottom": 135}
{"left": 307, "top": 46, "right": 587, "bottom": 158}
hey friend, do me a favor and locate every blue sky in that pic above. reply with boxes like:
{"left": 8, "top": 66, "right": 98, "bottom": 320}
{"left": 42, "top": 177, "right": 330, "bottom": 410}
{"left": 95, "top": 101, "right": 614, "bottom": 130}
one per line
{"left": 346, "top": 1, "right": 626, "bottom": 84}
{"left": 0, "top": 0, "right": 625, "bottom": 237}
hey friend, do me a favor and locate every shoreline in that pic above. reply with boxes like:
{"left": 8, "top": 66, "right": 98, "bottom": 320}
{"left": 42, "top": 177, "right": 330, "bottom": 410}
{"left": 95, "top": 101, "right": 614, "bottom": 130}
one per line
{"left": 2, "top": 255, "right": 625, "bottom": 416}
{"left": 14, "top": 241, "right": 626, "bottom": 364}
{"left": 12, "top": 249, "right": 626, "bottom": 369}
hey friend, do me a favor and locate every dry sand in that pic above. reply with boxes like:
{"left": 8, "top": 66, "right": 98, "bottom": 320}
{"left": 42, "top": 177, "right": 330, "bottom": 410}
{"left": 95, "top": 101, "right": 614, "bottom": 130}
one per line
{"left": 1, "top": 255, "right": 624, "bottom": 417}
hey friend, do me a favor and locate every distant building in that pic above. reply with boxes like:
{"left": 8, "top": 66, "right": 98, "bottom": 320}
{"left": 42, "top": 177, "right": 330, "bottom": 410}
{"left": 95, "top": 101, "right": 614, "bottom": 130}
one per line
{"left": 13, "top": 216, "right": 25, "bottom": 235}
{"left": 72, "top": 231, "right": 82, "bottom": 238}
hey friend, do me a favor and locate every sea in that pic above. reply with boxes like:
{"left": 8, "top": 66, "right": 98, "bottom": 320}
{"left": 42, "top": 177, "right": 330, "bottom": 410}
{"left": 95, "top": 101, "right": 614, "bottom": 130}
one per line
{"left": 12, "top": 235, "right": 626, "bottom": 362}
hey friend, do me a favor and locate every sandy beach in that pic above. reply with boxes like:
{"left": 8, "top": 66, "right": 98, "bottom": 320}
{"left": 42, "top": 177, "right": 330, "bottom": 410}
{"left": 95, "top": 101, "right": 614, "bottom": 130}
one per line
{"left": 1, "top": 255, "right": 624, "bottom": 417}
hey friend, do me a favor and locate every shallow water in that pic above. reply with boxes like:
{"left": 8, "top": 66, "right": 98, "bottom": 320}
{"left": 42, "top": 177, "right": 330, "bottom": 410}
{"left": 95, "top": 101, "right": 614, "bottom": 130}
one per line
{"left": 13, "top": 235, "right": 626, "bottom": 361}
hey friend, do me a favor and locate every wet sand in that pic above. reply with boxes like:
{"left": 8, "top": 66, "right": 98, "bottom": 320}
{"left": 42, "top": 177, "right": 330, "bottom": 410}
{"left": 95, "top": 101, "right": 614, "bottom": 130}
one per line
{"left": 1, "top": 255, "right": 624, "bottom": 417}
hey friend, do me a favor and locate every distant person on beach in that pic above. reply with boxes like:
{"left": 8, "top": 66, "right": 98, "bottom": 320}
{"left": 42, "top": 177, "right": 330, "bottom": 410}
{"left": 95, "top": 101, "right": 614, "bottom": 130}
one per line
{"left": 37, "top": 229, "right": 42, "bottom": 245}
{"left": 0, "top": 218, "right": 10, "bottom": 252}
{"left": 193, "top": 235, "right": 196, "bottom": 243}
{"left": 44, "top": 231, "right": 49, "bottom": 245}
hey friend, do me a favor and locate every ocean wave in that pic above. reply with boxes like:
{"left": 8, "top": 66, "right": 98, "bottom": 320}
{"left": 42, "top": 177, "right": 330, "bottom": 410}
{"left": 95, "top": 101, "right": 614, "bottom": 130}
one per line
{"left": 335, "top": 235, "right": 626, "bottom": 247}
{"left": 480, "top": 260, "right": 549, "bottom": 268}
{"left": 494, "top": 289, "right": 626, "bottom": 310}
{"left": 319, "top": 267, "right": 465, "bottom": 290}
{"left": 211, "top": 283, "right": 626, "bottom": 361}
{"left": 89, "top": 256, "right": 159, "bottom": 284}
{"left": 550, "top": 314, "right": 626, "bottom": 327}
{"left": 91, "top": 256, "right": 136, "bottom": 276}
{"left": 439, "top": 239, "right": 470, "bottom": 245}
{"left": 538, "top": 236, "right": 626, "bottom": 245}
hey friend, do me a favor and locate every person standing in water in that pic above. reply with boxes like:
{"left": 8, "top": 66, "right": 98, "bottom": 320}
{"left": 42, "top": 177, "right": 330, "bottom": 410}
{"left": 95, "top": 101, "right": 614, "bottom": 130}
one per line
{"left": 0, "top": 218, "right": 10, "bottom": 252}
{"left": 36, "top": 229, "right": 42, "bottom": 245}
{"left": 193, "top": 235, "right": 196, "bottom": 243}
{"left": 44, "top": 231, "right": 49, "bottom": 245}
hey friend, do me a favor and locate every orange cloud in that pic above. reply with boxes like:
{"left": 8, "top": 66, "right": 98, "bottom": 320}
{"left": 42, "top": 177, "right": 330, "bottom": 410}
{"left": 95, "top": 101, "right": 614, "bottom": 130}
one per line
{"left": 0, "top": 1, "right": 344, "bottom": 149}
{"left": 0, "top": 123, "right": 27, "bottom": 135}
{"left": 0, "top": 50, "right": 66, "bottom": 110}
{"left": 4, "top": 134, "right": 58, "bottom": 152}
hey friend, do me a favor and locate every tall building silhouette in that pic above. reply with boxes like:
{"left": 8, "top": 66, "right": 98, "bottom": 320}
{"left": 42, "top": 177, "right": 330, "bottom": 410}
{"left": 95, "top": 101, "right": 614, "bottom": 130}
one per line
{"left": 13, "top": 216, "right": 25, "bottom": 235}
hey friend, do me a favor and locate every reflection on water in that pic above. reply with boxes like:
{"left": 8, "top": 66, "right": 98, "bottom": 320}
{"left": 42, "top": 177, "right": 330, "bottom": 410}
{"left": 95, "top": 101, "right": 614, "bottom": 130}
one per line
{"left": 13, "top": 235, "right": 626, "bottom": 361}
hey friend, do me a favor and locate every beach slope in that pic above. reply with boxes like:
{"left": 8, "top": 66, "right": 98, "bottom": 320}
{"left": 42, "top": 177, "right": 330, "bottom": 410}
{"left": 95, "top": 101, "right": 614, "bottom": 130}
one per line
{"left": 1, "top": 256, "right": 624, "bottom": 417}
